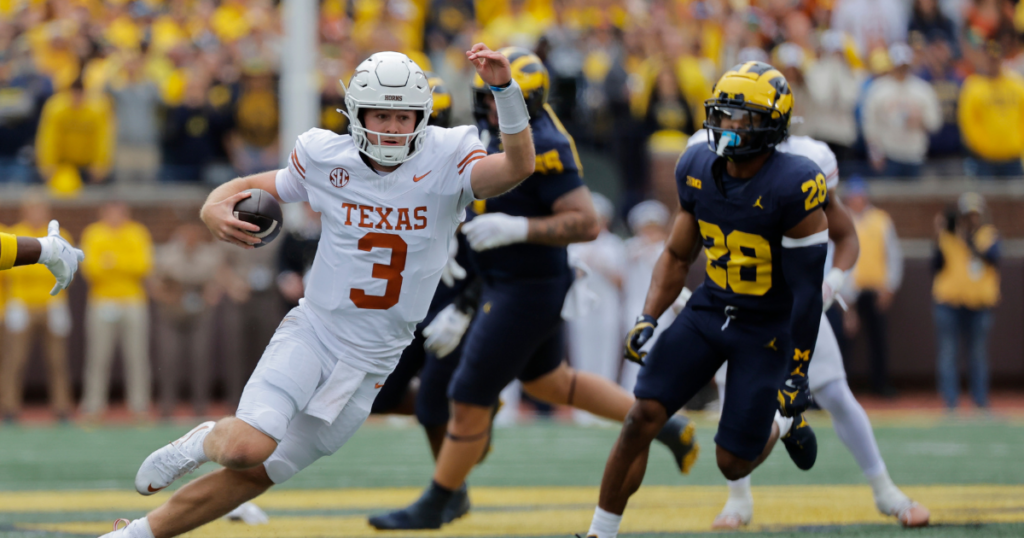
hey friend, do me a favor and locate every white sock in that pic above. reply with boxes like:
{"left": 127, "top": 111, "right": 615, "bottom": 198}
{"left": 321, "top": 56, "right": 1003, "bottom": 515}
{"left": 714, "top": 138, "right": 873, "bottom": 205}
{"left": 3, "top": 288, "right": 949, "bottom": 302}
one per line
{"left": 773, "top": 411, "right": 793, "bottom": 437}
{"left": 813, "top": 380, "right": 886, "bottom": 478}
{"left": 126, "top": 518, "right": 154, "bottom": 538}
{"left": 587, "top": 506, "right": 622, "bottom": 538}
{"left": 727, "top": 476, "right": 752, "bottom": 500}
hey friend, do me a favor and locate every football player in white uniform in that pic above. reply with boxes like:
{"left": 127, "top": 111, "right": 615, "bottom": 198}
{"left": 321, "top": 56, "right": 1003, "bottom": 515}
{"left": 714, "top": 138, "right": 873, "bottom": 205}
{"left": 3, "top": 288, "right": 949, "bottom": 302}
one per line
{"left": 100, "top": 45, "right": 538, "bottom": 538}
{"left": 685, "top": 129, "right": 930, "bottom": 529}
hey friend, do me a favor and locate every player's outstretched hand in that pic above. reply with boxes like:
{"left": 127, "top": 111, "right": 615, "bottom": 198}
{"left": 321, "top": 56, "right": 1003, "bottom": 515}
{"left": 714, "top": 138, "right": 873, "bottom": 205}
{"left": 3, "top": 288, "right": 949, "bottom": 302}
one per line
{"left": 423, "top": 304, "right": 472, "bottom": 358}
{"left": 624, "top": 314, "right": 657, "bottom": 365}
{"left": 201, "top": 191, "right": 262, "bottom": 249}
{"left": 462, "top": 213, "right": 528, "bottom": 251}
{"left": 37, "top": 220, "right": 84, "bottom": 296}
{"left": 466, "top": 43, "right": 511, "bottom": 88}
{"left": 777, "top": 375, "right": 811, "bottom": 417}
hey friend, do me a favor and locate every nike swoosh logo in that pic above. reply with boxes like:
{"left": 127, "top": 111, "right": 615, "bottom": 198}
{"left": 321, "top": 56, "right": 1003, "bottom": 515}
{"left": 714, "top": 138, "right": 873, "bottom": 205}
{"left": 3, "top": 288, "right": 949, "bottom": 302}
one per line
{"left": 413, "top": 171, "right": 431, "bottom": 182}
{"left": 147, "top": 484, "right": 164, "bottom": 493}
{"left": 374, "top": 382, "right": 384, "bottom": 389}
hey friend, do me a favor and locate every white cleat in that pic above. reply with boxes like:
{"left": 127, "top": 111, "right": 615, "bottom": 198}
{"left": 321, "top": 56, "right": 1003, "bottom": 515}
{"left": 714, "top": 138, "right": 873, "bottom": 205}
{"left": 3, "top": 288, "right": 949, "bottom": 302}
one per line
{"left": 225, "top": 501, "right": 270, "bottom": 525}
{"left": 875, "top": 486, "right": 930, "bottom": 527}
{"left": 98, "top": 518, "right": 130, "bottom": 537}
{"left": 711, "top": 494, "right": 753, "bottom": 530}
{"left": 135, "top": 421, "right": 214, "bottom": 495}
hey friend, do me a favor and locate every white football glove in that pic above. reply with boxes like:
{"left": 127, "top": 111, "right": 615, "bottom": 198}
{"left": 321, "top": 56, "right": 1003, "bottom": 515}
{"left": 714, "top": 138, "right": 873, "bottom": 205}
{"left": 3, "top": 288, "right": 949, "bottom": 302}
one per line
{"left": 670, "top": 287, "right": 693, "bottom": 315}
{"left": 440, "top": 238, "right": 467, "bottom": 287}
{"left": 822, "top": 267, "right": 847, "bottom": 312}
{"left": 37, "top": 220, "right": 84, "bottom": 296}
{"left": 462, "top": 213, "right": 529, "bottom": 251}
{"left": 224, "top": 501, "right": 269, "bottom": 525}
{"left": 422, "top": 303, "right": 472, "bottom": 358}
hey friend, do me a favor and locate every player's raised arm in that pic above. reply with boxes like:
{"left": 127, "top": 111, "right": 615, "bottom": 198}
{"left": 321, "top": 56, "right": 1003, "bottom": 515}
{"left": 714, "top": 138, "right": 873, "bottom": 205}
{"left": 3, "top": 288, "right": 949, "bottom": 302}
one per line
{"left": 623, "top": 208, "right": 702, "bottom": 364}
{"left": 464, "top": 43, "right": 536, "bottom": 198}
{"left": 778, "top": 207, "right": 829, "bottom": 417}
{"left": 200, "top": 170, "right": 282, "bottom": 249}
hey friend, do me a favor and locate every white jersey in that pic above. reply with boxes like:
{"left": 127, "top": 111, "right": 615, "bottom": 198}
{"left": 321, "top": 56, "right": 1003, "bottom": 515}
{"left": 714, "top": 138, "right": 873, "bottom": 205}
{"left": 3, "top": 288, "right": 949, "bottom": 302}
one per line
{"left": 275, "top": 125, "right": 486, "bottom": 374}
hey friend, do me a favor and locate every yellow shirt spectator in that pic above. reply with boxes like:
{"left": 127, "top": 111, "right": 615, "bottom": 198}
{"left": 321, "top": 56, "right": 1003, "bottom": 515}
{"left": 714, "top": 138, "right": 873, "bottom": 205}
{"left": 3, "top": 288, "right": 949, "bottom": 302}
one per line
{"left": 852, "top": 205, "right": 903, "bottom": 294}
{"left": 933, "top": 225, "right": 1000, "bottom": 309}
{"left": 35, "top": 87, "right": 115, "bottom": 179}
{"left": 4, "top": 222, "right": 73, "bottom": 308}
{"left": 80, "top": 219, "right": 153, "bottom": 303}
{"left": 958, "top": 69, "right": 1024, "bottom": 162}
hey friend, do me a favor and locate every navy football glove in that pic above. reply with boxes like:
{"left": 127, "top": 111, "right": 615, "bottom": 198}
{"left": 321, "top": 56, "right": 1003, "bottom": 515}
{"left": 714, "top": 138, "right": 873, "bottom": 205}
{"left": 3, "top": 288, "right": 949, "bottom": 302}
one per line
{"left": 624, "top": 314, "right": 657, "bottom": 365}
{"left": 777, "top": 373, "right": 812, "bottom": 417}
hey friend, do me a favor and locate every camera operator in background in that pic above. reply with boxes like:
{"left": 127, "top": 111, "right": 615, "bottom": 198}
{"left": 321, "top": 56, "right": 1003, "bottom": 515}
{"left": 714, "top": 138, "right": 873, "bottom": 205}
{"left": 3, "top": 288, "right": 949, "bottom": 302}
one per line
{"left": 932, "top": 193, "right": 1000, "bottom": 411}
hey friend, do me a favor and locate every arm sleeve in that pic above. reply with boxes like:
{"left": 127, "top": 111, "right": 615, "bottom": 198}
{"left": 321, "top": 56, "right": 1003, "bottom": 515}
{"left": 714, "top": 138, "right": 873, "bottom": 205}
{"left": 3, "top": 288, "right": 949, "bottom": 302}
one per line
{"left": 983, "top": 241, "right": 1001, "bottom": 266}
{"left": 781, "top": 232, "right": 828, "bottom": 374}
{"left": 958, "top": 79, "right": 981, "bottom": 154}
{"left": 451, "top": 127, "right": 488, "bottom": 208}
{"left": 779, "top": 162, "right": 829, "bottom": 232}
{"left": 675, "top": 151, "right": 697, "bottom": 214}
{"left": 534, "top": 138, "right": 585, "bottom": 208}
{"left": 276, "top": 168, "right": 309, "bottom": 203}
{"left": 277, "top": 136, "right": 313, "bottom": 203}
{"left": 884, "top": 219, "right": 903, "bottom": 292}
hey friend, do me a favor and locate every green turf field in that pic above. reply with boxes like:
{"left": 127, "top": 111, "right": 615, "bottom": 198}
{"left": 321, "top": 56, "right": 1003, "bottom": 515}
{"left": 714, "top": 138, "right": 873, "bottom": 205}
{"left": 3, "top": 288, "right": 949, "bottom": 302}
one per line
{"left": 1, "top": 411, "right": 1022, "bottom": 537}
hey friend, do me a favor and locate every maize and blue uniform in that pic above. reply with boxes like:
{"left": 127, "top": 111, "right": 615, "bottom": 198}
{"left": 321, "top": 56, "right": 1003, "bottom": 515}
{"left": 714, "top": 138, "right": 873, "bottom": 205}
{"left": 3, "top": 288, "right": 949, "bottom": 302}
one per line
{"left": 371, "top": 234, "right": 474, "bottom": 427}
{"left": 448, "top": 106, "right": 584, "bottom": 407}
{"left": 635, "top": 143, "right": 828, "bottom": 461}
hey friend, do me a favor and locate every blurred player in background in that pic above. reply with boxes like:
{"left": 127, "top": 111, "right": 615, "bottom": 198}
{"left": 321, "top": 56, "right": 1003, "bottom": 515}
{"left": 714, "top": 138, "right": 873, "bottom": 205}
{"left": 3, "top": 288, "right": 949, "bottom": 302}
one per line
{"left": 369, "top": 48, "right": 698, "bottom": 531}
{"left": 684, "top": 127, "right": 930, "bottom": 528}
{"left": 102, "top": 45, "right": 539, "bottom": 538}
{"left": 586, "top": 63, "right": 828, "bottom": 538}
{"left": 620, "top": 200, "right": 673, "bottom": 393}
{"left": 567, "top": 192, "right": 626, "bottom": 424}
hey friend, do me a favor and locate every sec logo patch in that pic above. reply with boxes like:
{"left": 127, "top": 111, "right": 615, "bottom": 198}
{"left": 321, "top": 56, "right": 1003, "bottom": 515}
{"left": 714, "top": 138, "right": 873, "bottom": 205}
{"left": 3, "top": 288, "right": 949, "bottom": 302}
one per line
{"left": 330, "top": 167, "right": 350, "bottom": 188}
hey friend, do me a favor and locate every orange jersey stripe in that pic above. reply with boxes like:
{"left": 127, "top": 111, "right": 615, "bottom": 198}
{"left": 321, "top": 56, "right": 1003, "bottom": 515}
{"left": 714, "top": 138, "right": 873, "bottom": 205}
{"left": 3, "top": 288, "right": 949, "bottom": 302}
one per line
{"left": 458, "top": 149, "right": 487, "bottom": 168}
{"left": 291, "top": 151, "right": 306, "bottom": 178}
{"left": 459, "top": 154, "right": 486, "bottom": 175}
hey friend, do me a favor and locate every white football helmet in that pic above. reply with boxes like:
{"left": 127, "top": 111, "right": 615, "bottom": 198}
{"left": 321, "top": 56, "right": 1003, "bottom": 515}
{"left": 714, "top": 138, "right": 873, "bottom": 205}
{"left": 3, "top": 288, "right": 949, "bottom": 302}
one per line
{"left": 341, "top": 52, "right": 433, "bottom": 166}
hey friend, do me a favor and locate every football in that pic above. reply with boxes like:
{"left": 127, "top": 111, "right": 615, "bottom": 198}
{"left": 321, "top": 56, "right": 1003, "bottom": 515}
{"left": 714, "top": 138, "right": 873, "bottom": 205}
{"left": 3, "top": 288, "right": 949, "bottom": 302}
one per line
{"left": 233, "top": 188, "right": 283, "bottom": 247}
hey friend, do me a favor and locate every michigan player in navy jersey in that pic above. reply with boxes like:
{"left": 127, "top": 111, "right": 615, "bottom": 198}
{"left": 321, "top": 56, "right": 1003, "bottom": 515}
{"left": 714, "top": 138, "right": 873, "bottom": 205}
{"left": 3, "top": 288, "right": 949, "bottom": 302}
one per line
{"left": 584, "top": 63, "right": 830, "bottom": 538}
{"left": 369, "top": 48, "right": 699, "bottom": 531}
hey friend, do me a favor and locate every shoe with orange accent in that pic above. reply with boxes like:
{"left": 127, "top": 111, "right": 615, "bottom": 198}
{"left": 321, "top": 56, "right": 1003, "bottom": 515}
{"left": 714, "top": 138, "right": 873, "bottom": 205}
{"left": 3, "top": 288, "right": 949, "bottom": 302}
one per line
{"left": 134, "top": 421, "right": 214, "bottom": 495}
{"left": 98, "top": 517, "right": 151, "bottom": 537}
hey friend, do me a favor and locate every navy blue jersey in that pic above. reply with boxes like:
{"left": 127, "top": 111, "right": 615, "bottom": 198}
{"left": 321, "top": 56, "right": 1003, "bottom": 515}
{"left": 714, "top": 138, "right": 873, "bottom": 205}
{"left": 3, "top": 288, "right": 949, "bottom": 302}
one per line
{"left": 677, "top": 144, "right": 827, "bottom": 313}
{"left": 469, "top": 105, "right": 585, "bottom": 280}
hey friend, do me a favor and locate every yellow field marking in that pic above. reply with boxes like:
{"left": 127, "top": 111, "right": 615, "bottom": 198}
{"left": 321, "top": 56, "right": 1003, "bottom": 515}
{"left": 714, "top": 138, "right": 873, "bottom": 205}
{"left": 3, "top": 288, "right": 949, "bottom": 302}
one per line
{"left": 16, "top": 485, "right": 1024, "bottom": 536}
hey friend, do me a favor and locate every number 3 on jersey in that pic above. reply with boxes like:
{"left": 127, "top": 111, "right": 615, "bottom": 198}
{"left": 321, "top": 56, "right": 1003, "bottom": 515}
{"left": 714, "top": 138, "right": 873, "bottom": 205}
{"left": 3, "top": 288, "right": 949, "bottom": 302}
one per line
{"left": 802, "top": 173, "right": 827, "bottom": 210}
{"left": 698, "top": 220, "right": 772, "bottom": 296}
{"left": 350, "top": 232, "right": 407, "bottom": 310}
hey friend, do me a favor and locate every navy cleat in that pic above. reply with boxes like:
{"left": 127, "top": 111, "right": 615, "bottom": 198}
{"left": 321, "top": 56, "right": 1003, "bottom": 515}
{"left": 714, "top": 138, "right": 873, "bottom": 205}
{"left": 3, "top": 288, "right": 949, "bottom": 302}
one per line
{"left": 368, "top": 483, "right": 451, "bottom": 530}
{"left": 655, "top": 414, "right": 700, "bottom": 474}
{"left": 781, "top": 414, "right": 817, "bottom": 470}
{"left": 441, "top": 483, "right": 470, "bottom": 524}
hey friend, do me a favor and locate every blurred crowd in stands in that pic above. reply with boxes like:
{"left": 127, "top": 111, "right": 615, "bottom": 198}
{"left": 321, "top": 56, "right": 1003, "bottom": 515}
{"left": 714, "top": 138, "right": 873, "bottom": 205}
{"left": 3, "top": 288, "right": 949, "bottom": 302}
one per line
{"left": 0, "top": 0, "right": 1021, "bottom": 195}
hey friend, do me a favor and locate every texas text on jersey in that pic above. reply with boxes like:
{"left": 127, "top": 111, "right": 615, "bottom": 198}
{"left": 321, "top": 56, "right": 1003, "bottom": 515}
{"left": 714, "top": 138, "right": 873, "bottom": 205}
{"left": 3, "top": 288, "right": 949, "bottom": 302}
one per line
{"left": 275, "top": 124, "right": 486, "bottom": 375}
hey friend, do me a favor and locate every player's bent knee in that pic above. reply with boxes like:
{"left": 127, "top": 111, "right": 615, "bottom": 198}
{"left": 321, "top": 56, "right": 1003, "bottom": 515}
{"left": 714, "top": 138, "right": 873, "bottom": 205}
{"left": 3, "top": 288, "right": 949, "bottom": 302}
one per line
{"left": 716, "top": 446, "right": 754, "bottom": 481}
{"left": 218, "top": 426, "right": 278, "bottom": 470}
{"left": 622, "top": 399, "right": 668, "bottom": 440}
{"left": 449, "top": 401, "right": 494, "bottom": 435}
{"left": 522, "top": 363, "right": 572, "bottom": 403}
